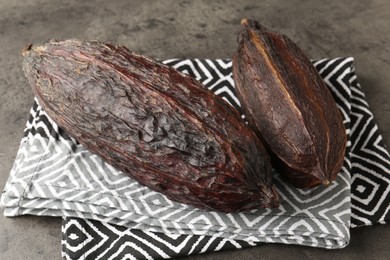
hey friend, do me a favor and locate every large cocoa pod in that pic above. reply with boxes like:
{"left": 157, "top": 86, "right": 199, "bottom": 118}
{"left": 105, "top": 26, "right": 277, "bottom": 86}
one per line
{"left": 22, "top": 39, "right": 279, "bottom": 212}
{"left": 233, "top": 19, "right": 347, "bottom": 188}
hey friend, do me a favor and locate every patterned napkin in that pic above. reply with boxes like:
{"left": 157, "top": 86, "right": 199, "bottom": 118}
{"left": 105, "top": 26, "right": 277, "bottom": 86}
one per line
{"left": 2, "top": 58, "right": 390, "bottom": 259}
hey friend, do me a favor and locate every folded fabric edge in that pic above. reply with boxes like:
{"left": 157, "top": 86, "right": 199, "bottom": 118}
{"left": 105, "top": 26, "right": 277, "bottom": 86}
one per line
{"left": 3, "top": 205, "right": 350, "bottom": 249}
{"left": 2, "top": 176, "right": 351, "bottom": 219}
{"left": 0, "top": 139, "right": 35, "bottom": 209}
{"left": 60, "top": 215, "right": 349, "bottom": 250}
{"left": 2, "top": 189, "right": 350, "bottom": 241}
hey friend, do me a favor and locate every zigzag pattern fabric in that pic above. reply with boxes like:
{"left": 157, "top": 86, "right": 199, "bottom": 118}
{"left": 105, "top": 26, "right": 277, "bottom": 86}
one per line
{"left": 349, "top": 75, "right": 390, "bottom": 227}
{"left": 62, "top": 217, "right": 258, "bottom": 259}
{"left": 1, "top": 58, "right": 389, "bottom": 258}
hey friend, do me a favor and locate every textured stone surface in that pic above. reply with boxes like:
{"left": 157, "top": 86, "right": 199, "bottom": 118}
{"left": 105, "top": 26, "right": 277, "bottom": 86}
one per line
{"left": 0, "top": 0, "right": 389, "bottom": 259}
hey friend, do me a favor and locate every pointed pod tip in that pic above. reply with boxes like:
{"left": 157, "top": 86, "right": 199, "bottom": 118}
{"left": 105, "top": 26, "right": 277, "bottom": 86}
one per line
{"left": 241, "top": 18, "right": 249, "bottom": 26}
{"left": 269, "top": 193, "right": 280, "bottom": 208}
{"left": 239, "top": 19, "right": 269, "bottom": 33}
{"left": 21, "top": 44, "right": 47, "bottom": 58}
{"left": 264, "top": 186, "right": 280, "bottom": 208}
{"left": 21, "top": 44, "right": 33, "bottom": 57}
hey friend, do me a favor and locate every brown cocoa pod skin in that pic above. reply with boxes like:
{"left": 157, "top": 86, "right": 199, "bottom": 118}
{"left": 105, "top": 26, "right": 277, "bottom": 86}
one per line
{"left": 22, "top": 39, "right": 279, "bottom": 212}
{"left": 233, "top": 19, "right": 347, "bottom": 188}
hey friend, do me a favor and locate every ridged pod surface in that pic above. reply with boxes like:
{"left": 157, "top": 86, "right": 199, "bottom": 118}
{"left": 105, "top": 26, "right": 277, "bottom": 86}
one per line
{"left": 233, "top": 19, "right": 347, "bottom": 188}
{"left": 22, "top": 39, "right": 279, "bottom": 212}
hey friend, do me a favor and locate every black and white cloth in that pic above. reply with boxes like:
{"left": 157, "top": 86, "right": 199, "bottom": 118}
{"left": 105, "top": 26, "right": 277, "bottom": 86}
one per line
{"left": 1, "top": 58, "right": 390, "bottom": 259}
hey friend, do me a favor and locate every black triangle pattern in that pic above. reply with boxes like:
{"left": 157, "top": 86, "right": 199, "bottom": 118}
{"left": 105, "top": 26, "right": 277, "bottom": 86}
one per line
{"left": 62, "top": 217, "right": 258, "bottom": 259}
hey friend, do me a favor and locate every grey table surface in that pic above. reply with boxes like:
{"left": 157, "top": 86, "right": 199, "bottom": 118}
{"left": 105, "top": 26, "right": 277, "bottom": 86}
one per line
{"left": 1, "top": 0, "right": 389, "bottom": 259}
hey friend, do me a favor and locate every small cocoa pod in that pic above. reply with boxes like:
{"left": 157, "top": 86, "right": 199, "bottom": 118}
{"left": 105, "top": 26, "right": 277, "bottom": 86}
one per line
{"left": 22, "top": 39, "right": 279, "bottom": 212}
{"left": 233, "top": 19, "right": 347, "bottom": 188}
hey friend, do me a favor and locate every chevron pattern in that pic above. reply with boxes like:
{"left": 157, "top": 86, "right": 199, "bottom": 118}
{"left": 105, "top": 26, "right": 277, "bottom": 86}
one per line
{"left": 61, "top": 217, "right": 257, "bottom": 260}
{"left": 2, "top": 57, "right": 389, "bottom": 258}
{"left": 348, "top": 67, "right": 390, "bottom": 227}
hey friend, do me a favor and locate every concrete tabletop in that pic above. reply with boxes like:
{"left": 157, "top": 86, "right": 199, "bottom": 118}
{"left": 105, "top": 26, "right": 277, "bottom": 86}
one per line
{"left": 1, "top": 0, "right": 389, "bottom": 259}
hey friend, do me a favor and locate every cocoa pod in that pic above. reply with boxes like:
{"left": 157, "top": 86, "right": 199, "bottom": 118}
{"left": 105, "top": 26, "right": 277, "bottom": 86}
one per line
{"left": 22, "top": 39, "right": 279, "bottom": 212}
{"left": 233, "top": 19, "right": 347, "bottom": 188}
